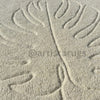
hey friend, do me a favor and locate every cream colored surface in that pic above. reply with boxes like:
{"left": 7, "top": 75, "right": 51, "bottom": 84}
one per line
{"left": 0, "top": 0, "right": 100, "bottom": 100}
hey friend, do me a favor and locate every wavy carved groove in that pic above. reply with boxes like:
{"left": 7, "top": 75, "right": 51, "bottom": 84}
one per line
{"left": 12, "top": 9, "right": 30, "bottom": 33}
{"left": 28, "top": 2, "right": 45, "bottom": 27}
{"left": 89, "top": 52, "right": 100, "bottom": 59}
{"left": 57, "top": 64, "right": 65, "bottom": 85}
{"left": 11, "top": 1, "right": 45, "bottom": 35}
{"left": 9, "top": 73, "right": 33, "bottom": 90}
{"left": 88, "top": 37, "right": 100, "bottom": 47}
{"left": 69, "top": 5, "right": 86, "bottom": 29}
{"left": 12, "top": 9, "right": 35, "bottom": 34}
{"left": 0, "top": 32, "right": 8, "bottom": 43}
{"left": 62, "top": 4, "right": 81, "bottom": 28}
{"left": 37, "top": 0, "right": 42, "bottom": 10}
{"left": 22, "top": 6, "right": 38, "bottom": 26}
{"left": 73, "top": 12, "right": 100, "bottom": 39}
{"left": 0, "top": 27, "right": 9, "bottom": 41}
{"left": 2, "top": 71, "right": 30, "bottom": 81}
{"left": 54, "top": 0, "right": 69, "bottom": 19}
{"left": 33, "top": 0, "right": 41, "bottom": 10}
{"left": 0, "top": 24, "right": 15, "bottom": 46}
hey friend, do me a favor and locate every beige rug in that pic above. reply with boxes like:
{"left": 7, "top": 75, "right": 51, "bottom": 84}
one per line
{"left": 0, "top": 0, "right": 100, "bottom": 99}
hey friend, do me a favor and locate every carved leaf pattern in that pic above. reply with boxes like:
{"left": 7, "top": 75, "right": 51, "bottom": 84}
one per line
{"left": 0, "top": 0, "right": 100, "bottom": 100}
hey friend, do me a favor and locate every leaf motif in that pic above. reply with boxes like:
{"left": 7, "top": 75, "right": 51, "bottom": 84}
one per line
{"left": 0, "top": 0, "right": 100, "bottom": 99}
